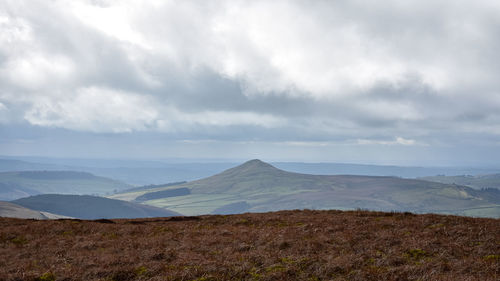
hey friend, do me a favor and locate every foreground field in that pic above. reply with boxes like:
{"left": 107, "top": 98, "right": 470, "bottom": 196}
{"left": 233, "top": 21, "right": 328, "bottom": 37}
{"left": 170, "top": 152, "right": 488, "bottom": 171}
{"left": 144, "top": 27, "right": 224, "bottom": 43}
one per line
{"left": 0, "top": 210, "right": 499, "bottom": 281}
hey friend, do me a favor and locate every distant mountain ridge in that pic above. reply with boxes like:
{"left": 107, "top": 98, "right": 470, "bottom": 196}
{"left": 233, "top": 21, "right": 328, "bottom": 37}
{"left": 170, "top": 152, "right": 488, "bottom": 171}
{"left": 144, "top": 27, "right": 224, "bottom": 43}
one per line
{"left": 17, "top": 171, "right": 100, "bottom": 180}
{"left": 421, "top": 174, "right": 500, "bottom": 190}
{"left": 3, "top": 157, "right": 500, "bottom": 186}
{"left": 110, "top": 159, "right": 500, "bottom": 217}
{"left": 272, "top": 162, "right": 500, "bottom": 178}
{"left": 0, "top": 158, "right": 238, "bottom": 185}
{"left": 0, "top": 171, "right": 131, "bottom": 201}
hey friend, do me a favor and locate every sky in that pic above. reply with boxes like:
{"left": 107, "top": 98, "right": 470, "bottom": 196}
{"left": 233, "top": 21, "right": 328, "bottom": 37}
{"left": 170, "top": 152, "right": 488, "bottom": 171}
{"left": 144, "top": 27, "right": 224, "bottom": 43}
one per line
{"left": 1, "top": 0, "right": 500, "bottom": 166}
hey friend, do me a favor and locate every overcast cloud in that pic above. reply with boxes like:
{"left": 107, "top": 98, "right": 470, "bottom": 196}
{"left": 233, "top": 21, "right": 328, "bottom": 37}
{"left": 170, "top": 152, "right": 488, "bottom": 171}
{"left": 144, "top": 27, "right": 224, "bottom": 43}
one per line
{"left": 1, "top": 0, "right": 500, "bottom": 165}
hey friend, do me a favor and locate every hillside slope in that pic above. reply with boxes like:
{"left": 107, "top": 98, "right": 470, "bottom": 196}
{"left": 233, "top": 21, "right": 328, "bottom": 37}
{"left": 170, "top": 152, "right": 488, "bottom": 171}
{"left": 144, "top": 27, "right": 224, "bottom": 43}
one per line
{"left": 0, "top": 201, "right": 69, "bottom": 219}
{"left": 12, "top": 194, "right": 181, "bottom": 219}
{"left": 111, "top": 160, "right": 500, "bottom": 217}
{"left": 0, "top": 171, "right": 131, "bottom": 200}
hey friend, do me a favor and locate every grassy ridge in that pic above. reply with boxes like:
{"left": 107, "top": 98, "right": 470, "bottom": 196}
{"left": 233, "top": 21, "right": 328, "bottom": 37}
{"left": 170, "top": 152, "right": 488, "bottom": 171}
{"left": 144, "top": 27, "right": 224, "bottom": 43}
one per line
{"left": 0, "top": 209, "right": 498, "bottom": 280}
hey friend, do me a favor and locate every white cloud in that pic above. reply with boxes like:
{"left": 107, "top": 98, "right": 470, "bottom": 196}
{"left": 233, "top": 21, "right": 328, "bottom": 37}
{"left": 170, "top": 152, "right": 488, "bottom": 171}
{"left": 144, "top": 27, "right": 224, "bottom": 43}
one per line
{"left": 205, "top": 1, "right": 409, "bottom": 98}
{"left": 69, "top": 1, "right": 149, "bottom": 48}
{"left": 163, "top": 110, "right": 285, "bottom": 129}
{"left": 24, "top": 87, "right": 159, "bottom": 133}
{"left": 119, "top": 0, "right": 500, "bottom": 100}
{"left": 21, "top": 86, "right": 285, "bottom": 133}
{"left": 4, "top": 54, "right": 75, "bottom": 90}
{"left": 0, "top": 102, "right": 8, "bottom": 123}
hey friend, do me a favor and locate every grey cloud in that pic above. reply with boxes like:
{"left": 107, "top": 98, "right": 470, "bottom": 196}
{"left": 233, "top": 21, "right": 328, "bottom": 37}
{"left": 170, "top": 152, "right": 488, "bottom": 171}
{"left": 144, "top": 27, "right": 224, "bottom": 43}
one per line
{"left": 1, "top": 0, "right": 500, "bottom": 164}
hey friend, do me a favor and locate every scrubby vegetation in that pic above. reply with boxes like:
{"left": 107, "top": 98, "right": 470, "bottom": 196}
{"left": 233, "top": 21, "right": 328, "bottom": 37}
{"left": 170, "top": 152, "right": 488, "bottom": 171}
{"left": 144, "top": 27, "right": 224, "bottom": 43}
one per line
{"left": 0, "top": 209, "right": 498, "bottom": 280}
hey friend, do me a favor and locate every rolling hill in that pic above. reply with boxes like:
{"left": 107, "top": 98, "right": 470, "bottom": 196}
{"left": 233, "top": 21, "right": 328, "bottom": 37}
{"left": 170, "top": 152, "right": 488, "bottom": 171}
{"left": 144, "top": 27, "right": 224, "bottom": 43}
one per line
{"left": 0, "top": 171, "right": 131, "bottom": 201}
{"left": 110, "top": 159, "right": 500, "bottom": 217}
{"left": 0, "top": 201, "right": 69, "bottom": 219}
{"left": 12, "top": 194, "right": 181, "bottom": 219}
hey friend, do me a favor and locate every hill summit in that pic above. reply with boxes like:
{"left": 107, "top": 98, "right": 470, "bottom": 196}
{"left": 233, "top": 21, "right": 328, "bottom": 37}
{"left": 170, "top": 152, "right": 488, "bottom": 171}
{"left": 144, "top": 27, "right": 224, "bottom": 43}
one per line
{"left": 110, "top": 159, "right": 500, "bottom": 217}
{"left": 234, "top": 159, "right": 276, "bottom": 170}
{"left": 213, "top": 159, "right": 285, "bottom": 178}
{"left": 180, "top": 159, "right": 303, "bottom": 195}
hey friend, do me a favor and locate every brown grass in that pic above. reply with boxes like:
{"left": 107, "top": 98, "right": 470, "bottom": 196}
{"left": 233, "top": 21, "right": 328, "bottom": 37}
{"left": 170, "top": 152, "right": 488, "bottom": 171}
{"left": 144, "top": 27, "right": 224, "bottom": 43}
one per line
{"left": 0, "top": 209, "right": 498, "bottom": 281}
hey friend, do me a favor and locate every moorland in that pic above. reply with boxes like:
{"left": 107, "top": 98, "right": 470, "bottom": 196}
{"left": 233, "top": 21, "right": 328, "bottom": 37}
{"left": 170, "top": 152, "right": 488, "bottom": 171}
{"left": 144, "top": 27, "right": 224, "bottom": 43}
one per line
{"left": 0, "top": 209, "right": 498, "bottom": 281}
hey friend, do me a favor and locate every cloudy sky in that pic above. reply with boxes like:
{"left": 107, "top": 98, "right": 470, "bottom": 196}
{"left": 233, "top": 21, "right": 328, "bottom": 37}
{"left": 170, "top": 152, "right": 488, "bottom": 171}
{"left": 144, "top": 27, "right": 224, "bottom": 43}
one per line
{"left": 1, "top": 0, "right": 500, "bottom": 165}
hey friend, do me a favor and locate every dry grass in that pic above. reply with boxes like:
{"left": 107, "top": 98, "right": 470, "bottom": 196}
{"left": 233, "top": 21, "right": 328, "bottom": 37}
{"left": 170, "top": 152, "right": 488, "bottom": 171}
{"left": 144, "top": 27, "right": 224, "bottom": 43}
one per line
{"left": 0, "top": 209, "right": 499, "bottom": 281}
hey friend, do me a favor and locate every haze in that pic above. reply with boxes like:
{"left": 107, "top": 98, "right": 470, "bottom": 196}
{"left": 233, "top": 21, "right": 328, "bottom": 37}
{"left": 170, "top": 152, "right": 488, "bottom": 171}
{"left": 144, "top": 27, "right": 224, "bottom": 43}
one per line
{"left": 1, "top": 0, "right": 500, "bottom": 166}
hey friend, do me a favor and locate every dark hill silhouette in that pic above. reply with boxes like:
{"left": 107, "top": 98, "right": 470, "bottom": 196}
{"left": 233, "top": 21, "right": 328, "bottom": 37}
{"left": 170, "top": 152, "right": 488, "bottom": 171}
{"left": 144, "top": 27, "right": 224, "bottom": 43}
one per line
{"left": 13, "top": 194, "right": 181, "bottom": 219}
{"left": 135, "top": 188, "right": 190, "bottom": 202}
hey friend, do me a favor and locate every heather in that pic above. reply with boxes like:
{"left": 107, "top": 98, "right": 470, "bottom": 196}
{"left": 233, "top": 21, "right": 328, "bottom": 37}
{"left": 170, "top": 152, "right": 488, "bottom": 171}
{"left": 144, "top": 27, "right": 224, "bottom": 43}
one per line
{"left": 0, "top": 210, "right": 498, "bottom": 281}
